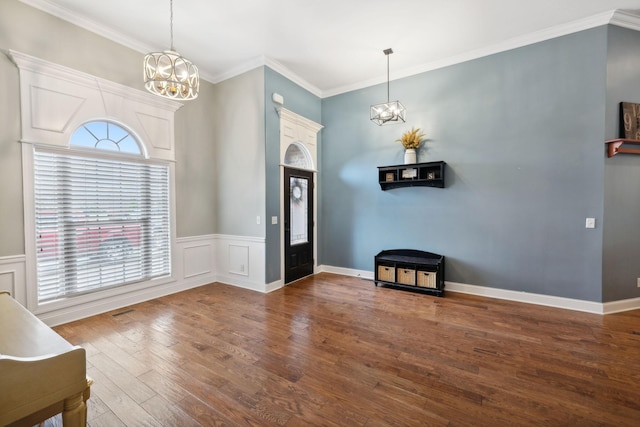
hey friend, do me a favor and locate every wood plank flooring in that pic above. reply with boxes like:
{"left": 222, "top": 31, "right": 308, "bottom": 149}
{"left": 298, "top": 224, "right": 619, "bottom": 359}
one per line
{"left": 48, "top": 273, "right": 640, "bottom": 426}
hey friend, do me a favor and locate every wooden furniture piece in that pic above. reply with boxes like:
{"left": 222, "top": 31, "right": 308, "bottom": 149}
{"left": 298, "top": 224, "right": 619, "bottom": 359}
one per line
{"left": 374, "top": 249, "right": 445, "bottom": 297}
{"left": 605, "top": 139, "right": 640, "bottom": 157}
{"left": 0, "top": 292, "right": 91, "bottom": 427}
{"left": 377, "top": 161, "right": 445, "bottom": 190}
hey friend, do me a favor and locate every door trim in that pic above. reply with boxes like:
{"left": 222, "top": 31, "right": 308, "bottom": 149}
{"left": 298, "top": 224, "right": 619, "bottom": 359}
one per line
{"left": 277, "top": 108, "right": 322, "bottom": 286}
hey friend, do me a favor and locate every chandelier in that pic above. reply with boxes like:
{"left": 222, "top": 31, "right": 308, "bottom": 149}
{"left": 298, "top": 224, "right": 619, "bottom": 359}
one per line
{"left": 370, "top": 48, "right": 405, "bottom": 125}
{"left": 144, "top": 0, "right": 199, "bottom": 100}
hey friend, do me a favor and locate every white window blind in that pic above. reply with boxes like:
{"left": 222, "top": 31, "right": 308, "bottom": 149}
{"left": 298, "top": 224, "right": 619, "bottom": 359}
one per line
{"left": 34, "top": 149, "right": 171, "bottom": 303}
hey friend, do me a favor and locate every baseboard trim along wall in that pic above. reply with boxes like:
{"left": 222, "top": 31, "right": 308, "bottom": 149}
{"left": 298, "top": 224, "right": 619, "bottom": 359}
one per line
{"left": 0, "top": 234, "right": 268, "bottom": 326}
{"left": 319, "top": 264, "right": 640, "bottom": 315}
{"left": 602, "top": 297, "right": 640, "bottom": 315}
{"left": 3, "top": 247, "right": 639, "bottom": 324}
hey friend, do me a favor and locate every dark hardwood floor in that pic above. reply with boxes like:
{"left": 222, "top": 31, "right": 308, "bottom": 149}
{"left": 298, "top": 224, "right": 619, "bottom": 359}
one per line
{"left": 49, "top": 273, "right": 640, "bottom": 426}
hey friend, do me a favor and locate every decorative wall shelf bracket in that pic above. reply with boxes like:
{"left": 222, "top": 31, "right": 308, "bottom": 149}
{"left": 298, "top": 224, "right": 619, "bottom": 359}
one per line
{"left": 606, "top": 139, "right": 640, "bottom": 157}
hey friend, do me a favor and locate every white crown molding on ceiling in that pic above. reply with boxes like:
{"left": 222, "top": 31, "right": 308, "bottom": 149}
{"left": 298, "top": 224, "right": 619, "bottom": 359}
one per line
{"left": 323, "top": 9, "right": 640, "bottom": 98}
{"left": 609, "top": 8, "right": 640, "bottom": 30}
{"left": 19, "top": 0, "right": 154, "bottom": 60}
{"left": 263, "top": 57, "right": 323, "bottom": 98}
{"left": 210, "top": 55, "right": 323, "bottom": 98}
{"left": 17, "top": 1, "right": 640, "bottom": 99}
{"left": 18, "top": 0, "right": 323, "bottom": 94}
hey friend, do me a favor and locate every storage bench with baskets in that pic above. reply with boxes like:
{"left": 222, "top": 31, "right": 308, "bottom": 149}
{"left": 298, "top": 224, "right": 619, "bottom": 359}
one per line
{"left": 374, "top": 249, "right": 444, "bottom": 297}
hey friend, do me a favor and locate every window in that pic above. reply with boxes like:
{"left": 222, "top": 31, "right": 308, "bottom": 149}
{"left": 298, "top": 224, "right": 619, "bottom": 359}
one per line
{"left": 34, "top": 121, "right": 170, "bottom": 304}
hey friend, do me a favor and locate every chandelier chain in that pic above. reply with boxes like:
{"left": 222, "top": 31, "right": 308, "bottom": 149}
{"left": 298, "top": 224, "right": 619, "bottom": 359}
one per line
{"left": 169, "top": 0, "right": 174, "bottom": 50}
{"left": 386, "top": 53, "right": 390, "bottom": 103}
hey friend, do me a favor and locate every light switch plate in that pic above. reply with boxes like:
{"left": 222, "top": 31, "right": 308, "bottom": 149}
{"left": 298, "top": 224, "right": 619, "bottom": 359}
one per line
{"left": 585, "top": 218, "right": 595, "bottom": 229}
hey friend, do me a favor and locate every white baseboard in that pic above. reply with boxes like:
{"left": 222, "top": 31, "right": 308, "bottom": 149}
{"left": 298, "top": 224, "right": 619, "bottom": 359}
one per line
{"left": 602, "top": 296, "right": 640, "bottom": 314}
{"left": 0, "top": 233, "right": 262, "bottom": 325}
{"left": 6, "top": 247, "right": 640, "bottom": 324}
{"left": 319, "top": 265, "right": 640, "bottom": 315}
{"left": 319, "top": 264, "right": 374, "bottom": 280}
{"left": 215, "top": 273, "right": 268, "bottom": 293}
{"left": 38, "top": 278, "right": 208, "bottom": 326}
{"left": 445, "top": 281, "right": 605, "bottom": 314}
{"left": 265, "top": 279, "right": 283, "bottom": 293}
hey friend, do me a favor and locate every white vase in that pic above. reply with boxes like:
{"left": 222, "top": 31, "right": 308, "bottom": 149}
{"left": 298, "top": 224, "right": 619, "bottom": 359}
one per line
{"left": 404, "top": 148, "right": 417, "bottom": 164}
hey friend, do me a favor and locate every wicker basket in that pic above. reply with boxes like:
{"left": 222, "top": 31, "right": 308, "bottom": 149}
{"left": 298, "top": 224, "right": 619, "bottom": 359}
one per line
{"left": 377, "top": 265, "right": 395, "bottom": 282}
{"left": 417, "top": 271, "right": 436, "bottom": 288}
{"left": 396, "top": 268, "right": 416, "bottom": 286}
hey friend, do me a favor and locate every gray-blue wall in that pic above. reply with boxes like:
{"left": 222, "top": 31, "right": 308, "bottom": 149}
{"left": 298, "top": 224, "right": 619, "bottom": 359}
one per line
{"left": 321, "top": 27, "right": 609, "bottom": 301}
{"left": 264, "top": 67, "right": 322, "bottom": 283}
{"left": 603, "top": 26, "right": 640, "bottom": 302}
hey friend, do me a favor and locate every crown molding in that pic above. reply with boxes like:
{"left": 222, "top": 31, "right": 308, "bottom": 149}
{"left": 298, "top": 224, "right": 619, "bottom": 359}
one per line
{"left": 609, "top": 9, "right": 640, "bottom": 31}
{"left": 263, "top": 57, "right": 323, "bottom": 98}
{"left": 17, "top": 0, "right": 319, "bottom": 95}
{"left": 202, "top": 55, "right": 322, "bottom": 98}
{"left": 207, "top": 55, "right": 264, "bottom": 85}
{"left": 18, "top": 0, "right": 221, "bottom": 84}
{"left": 19, "top": 0, "right": 156, "bottom": 54}
{"left": 323, "top": 9, "right": 640, "bottom": 98}
{"left": 18, "top": 2, "right": 640, "bottom": 99}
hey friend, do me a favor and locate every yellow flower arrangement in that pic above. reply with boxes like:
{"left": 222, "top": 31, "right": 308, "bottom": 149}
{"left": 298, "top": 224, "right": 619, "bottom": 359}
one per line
{"left": 396, "top": 127, "right": 426, "bottom": 150}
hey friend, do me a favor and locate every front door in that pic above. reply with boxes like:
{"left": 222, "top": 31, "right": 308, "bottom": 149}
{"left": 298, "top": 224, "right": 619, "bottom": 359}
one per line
{"left": 284, "top": 167, "right": 314, "bottom": 284}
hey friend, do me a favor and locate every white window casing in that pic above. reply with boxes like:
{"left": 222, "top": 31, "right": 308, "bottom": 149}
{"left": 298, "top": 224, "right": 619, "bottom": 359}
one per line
{"left": 10, "top": 50, "right": 182, "bottom": 313}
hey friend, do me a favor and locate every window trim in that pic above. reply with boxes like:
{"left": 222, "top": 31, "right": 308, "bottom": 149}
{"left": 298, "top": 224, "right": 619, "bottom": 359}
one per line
{"left": 22, "top": 141, "right": 177, "bottom": 314}
{"left": 11, "top": 52, "right": 182, "bottom": 315}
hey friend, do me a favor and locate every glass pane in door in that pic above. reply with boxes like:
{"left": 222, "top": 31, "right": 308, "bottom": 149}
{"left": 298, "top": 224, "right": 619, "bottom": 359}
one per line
{"left": 290, "top": 176, "right": 308, "bottom": 246}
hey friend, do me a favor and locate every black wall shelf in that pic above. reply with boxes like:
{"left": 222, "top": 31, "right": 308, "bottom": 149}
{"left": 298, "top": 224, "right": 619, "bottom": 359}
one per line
{"left": 378, "top": 161, "right": 445, "bottom": 190}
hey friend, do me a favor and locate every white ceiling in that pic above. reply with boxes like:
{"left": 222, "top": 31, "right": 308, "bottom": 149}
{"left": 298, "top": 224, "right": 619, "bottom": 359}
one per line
{"left": 19, "top": 0, "right": 640, "bottom": 98}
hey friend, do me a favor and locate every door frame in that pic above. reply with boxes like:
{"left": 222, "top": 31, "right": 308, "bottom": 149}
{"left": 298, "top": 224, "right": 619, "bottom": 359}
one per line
{"left": 277, "top": 108, "right": 322, "bottom": 286}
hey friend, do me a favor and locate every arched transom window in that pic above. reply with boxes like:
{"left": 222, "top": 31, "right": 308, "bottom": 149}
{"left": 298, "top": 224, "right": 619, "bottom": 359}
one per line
{"left": 70, "top": 121, "right": 142, "bottom": 154}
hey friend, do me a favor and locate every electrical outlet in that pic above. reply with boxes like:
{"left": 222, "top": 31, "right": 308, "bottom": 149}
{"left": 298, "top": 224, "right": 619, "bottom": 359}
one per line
{"left": 637, "top": 278, "right": 640, "bottom": 288}
{"left": 585, "top": 218, "right": 596, "bottom": 229}
{"left": 271, "top": 216, "right": 278, "bottom": 225}
{"left": 256, "top": 216, "right": 261, "bottom": 225}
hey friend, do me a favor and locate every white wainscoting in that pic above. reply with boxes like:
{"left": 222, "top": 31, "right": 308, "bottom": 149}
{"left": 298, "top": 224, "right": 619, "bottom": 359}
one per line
{"left": 214, "top": 234, "right": 267, "bottom": 293}
{"left": 0, "top": 255, "right": 27, "bottom": 303}
{"left": 0, "top": 233, "right": 268, "bottom": 325}
{"left": 177, "top": 234, "right": 217, "bottom": 286}
{"left": 7, "top": 241, "right": 637, "bottom": 325}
